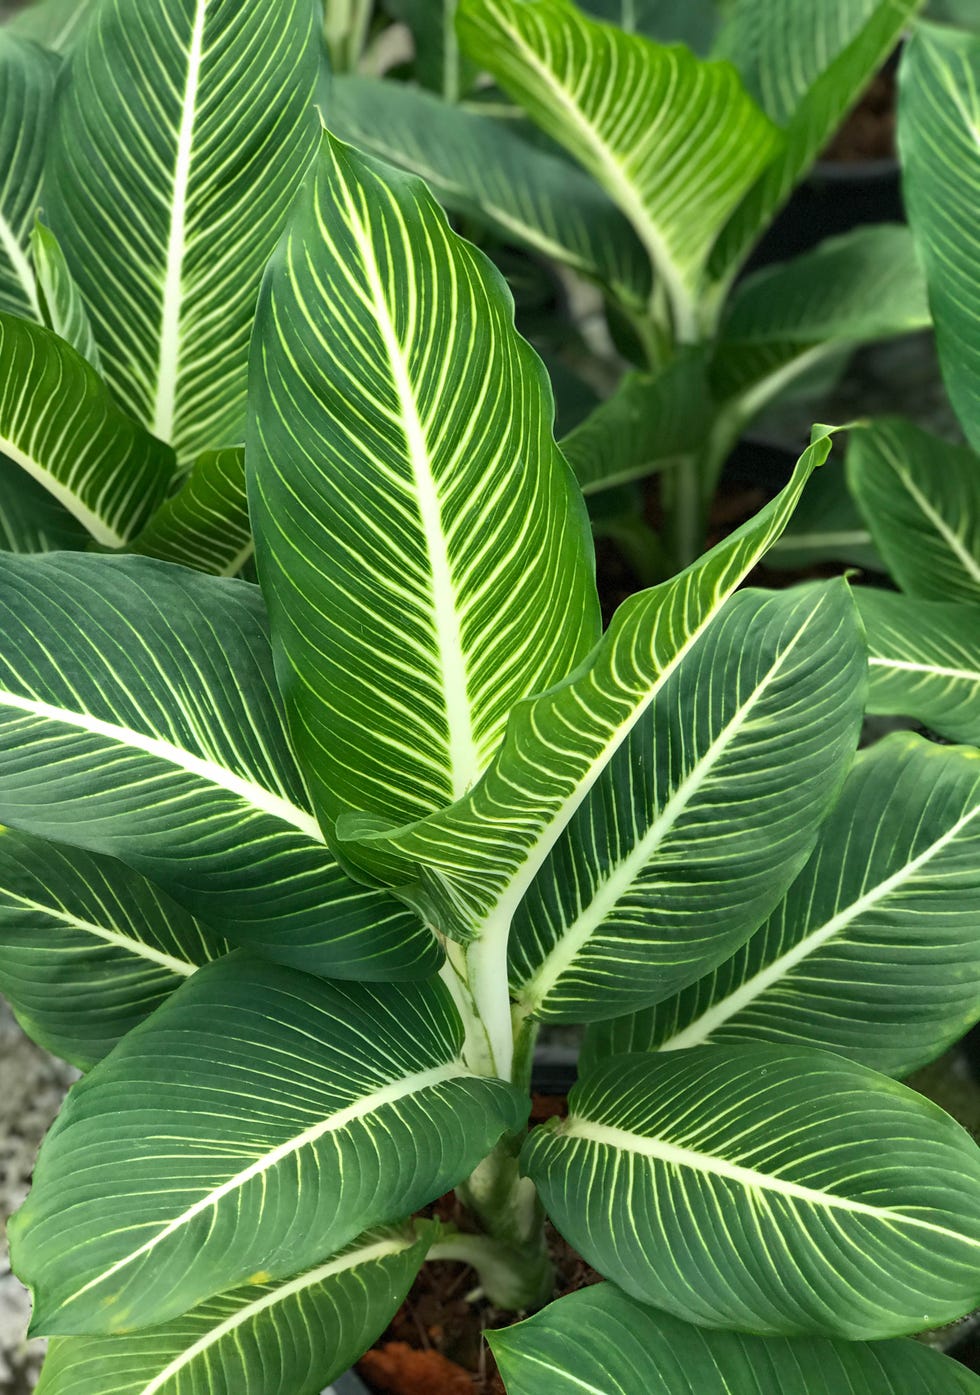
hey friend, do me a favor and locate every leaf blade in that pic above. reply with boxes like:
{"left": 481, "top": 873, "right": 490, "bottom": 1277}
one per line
{"left": 523, "top": 1045, "right": 980, "bottom": 1338}
{"left": 11, "top": 957, "right": 526, "bottom": 1336}
{"left": 584, "top": 733, "right": 980, "bottom": 1077}
{"left": 249, "top": 131, "right": 600, "bottom": 832}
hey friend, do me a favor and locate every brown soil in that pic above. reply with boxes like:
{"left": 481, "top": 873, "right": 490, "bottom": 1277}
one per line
{"left": 821, "top": 69, "right": 897, "bottom": 163}
{"left": 357, "top": 1094, "right": 600, "bottom": 1395}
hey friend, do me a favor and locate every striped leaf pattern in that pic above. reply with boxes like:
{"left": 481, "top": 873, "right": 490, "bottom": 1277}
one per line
{"left": 456, "top": 0, "right": 780, "bottom": 340}
{"left": 0, "top": 552, "right": 437, "bottom": 978}
{"left": 133, "top": 446, "right": 251, "bottom": 576}
{"left": 35, "top": 1227, "right": 430, "bottom": 1395}
{"left": 847, "top": 419, "right": 980, "bottom": 604}
{"left": 0, "top": 313, "right": 176, "bottom": 545}
{"left": 710, "top": 0, "right": 920, "bottom": 281}
{"left": 0, "top": 452, "right": 88, "bottom": 553}
{"left": 584, "top": 734, "right": 980, "bottom": 1077}
{"left": 523, "top": 1046, "right": 980, "bottom": 1338}
{"left": 11, "top": 957, "right": 527, "bottom": 1335}
{"left": 900, "top": 23, "right": 980, "bottom": 451}
{"left": 6, "top": 0, "right": 93, "bottom": 53}
{"left": 350, "top": 438, "right": 831, "bottom": 933}
{"left": 249, "top": 133, "right": 600, "bottom": 834}
{"left": 43, "top": 0, "right": 322, "bottom": 466}
{"left": 560, "top": 355, "right": 710, "bottom": 495}
{"left": 0, "top": 31, "right": 52, "bottom": 319}
{"left": 855, "top": 589, "right": 980, "bottom": 746}
{"left": 31, "top": 220, "right": 102, "bottom": 370}
{"left": 491, "top": 1285, "right": 980, "bottom": 1394}
{"left": 508, "top": 583, "right": 864, "bottom": 1023}
{"left": 0, "top": 829, "right": 228, "bottom": 1071}
{"left": 328, "top": 74, "right": 652, "bottom": 310}
{"left": 712, "top": 226, "right": 931, "bottom": 407}
{"left": 767, "top": 459, "right": 879, "bottom": 571}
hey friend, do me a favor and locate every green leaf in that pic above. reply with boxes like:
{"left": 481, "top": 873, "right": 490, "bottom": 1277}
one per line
{"left": 6, "top": 0, "right": 93, "bottom": 53}
{"left": 523, "top": 1045, "right": 980, "bottom": 1338}
{"left": 584, "top": 733, "right": 980, "bottom": 1077}
{"left": 346, "top": 440, "right": 831, "bottom": 1076}
{"left": 0, "top": 828, "right": 228, "bottom": 1071}
{"left": 43, "top": 0, "right": 322, "bottom": 465}
{"left": 35, "top": 1226, "right": 429, "bottom": 1395}
{"left": 581, "top": 0, "right": 719, "bottom": 53}
{"left": 855, "top": 588, "right": 980, "bottom": 745}
{"left": 900, "top": 22, "right": 980, "bottom": 450}
{"left": 30, "top": 220, "right": 102, "bottom": 371}
{"left": 0, "top": 32, "right": 55, "bottom": 319}
{"left": 710, "top": 0, "right": 921, "bottom": 281}
{"left": 0, "top": 551, "right": 438, "bottom": 978}
{"left": 456, "top": 0, "right": 781, "bottom": 339}
{"left": 0, "top": 452, "right": 88, "bottom": 553}
{"left": 249, "top": 132, "right": 600, "bottom": 835}
{"left": 328, "top": 74, "right": 652, "bottom": 310}
{"left": 712, "top": 227, "right": 931, "bottom": 407}
{"left": 11, "top": 956, "right": 526, "bottom": 1335}
{"left": 491, "top": 1284, "right": 980, "bottom": 1394}
{"left": 847, "top": 418, "right": 980, "bottom": 604}
{"left": 348, "top": 436, "right": 831, "bottom": 925}
{"left": 0, "top": 312, "right": 175, "bottom": 545}
{"left": 508, "top": 582, "right": 864, "bottom": 1024}
{"left": 133, "top": 447, "right": 251, "bottom": 577}
{"left": 766, "top": 457, "right": 880, "bottom": 570}
{"left": 559, "top": 355, "right": 710, "bottom": 495}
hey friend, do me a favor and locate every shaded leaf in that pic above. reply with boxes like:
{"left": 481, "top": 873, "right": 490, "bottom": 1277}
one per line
{"left": 492, "top": 1283, "right": 980, "bottom": 1393}
{"left": 0, "top": 551, "right": 437, "bottom": 978}
{"left": 855, "top": 588, "right": 980, "bottom": 745}
{"left": 31, "top": 219, "right": 101, "bottom": 370}
{"left": 35, "top": 1227, "right": 429, "bottom": 1395}
{"left": 0, "top": 32, "right": 54, "bottom": 318}
{"left": 44, "top": 0, "right": 322, "bottom": 464}
{"left": 0, "top": 828, "right": 228, "bottom": 1071}
{"left": 0, "top": 312, "right": 175, "bottom": 545}
{"left": 133, "top": 447, "right": 251, "bottom": 577}
{"left": 847, "top": 418, "right": 980, "bottom": 604}
{"left": 900, "top": 22, "right": 980, "bottom": 450}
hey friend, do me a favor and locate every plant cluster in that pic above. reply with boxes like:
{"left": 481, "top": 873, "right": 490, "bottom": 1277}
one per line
{"left": 0, "top": 1, "right": 977, "bottom": 1393}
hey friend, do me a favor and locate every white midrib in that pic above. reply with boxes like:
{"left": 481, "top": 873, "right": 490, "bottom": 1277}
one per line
{"left": 896, "top": 466, "right": 980, "bottom": 584}
{"left": 150, "top": 0, "right": 207, "bottom": 444}
{"left": 0, "top": 213, "right": 39, "bottom": 318}
{"left": 661, "top": 804, "right": 980, "bottom": 1050}
{"left": 338, "top": 184, "right": 480, "bottom": 799}
{"left": 138, "top": 1235, "right": 414, "bottom": 1395}
{"left": 563, "top": 1118, "right": 980, "bottom": 1246}
{"left": 0, "top": 690, "right": 322, "bottom": 840}
{"left": 870, "top": 656, "right": 980, "bottom": 683}
{"left": 772, "top": 530, "right": 871, "bottom": 553}
{"left": 518, "top": 619, "right": 812, "bottom": 1011}
{"left": 0, "top": 431, "right": 125, "bottom": 548}
{"left": 3, "top": 889, "right": 197, "bottom": 976}
{"left": 60, "top": 1062, "right": 465, "bottom": 1313}
{"left": 488, "top": 10, "right": 697, "bottom": 340}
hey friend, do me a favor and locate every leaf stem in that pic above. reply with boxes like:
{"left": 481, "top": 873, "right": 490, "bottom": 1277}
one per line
{"left": 428, "top": 1226, "right": 553, "bottom": 1310}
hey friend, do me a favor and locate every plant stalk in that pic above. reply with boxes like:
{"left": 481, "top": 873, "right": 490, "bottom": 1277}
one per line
{"left": 429, "top": 1226, "right": 553, "bottom": 1311}
{"left": 455, "top": 1138, "right": 554, "bottom": 1309}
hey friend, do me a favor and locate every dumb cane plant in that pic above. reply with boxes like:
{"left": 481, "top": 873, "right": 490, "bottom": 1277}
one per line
{"left": 328, "top": 0, "right": 936, "bottom": 573}
{"left": 0, "top": 4, "right": 978, "bottom": 1395}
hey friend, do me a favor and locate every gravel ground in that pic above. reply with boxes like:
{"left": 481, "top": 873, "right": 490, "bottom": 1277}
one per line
{"left": 0, "top": 1004, "right": 76, "bottom": 1395}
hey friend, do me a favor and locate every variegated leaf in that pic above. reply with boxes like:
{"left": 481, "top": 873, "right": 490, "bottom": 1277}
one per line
{"left": 457, "top": 0, "right": 781, "bottom": 340}
{"left": 133, "top": 446, "right": 251, "bottom": 576}
{"left": 0, "top": 551, "right": 437, "bottom": 978}
{"left": 11, "top": 957, "right": 526, "bottom": 1335}
{"left": 44, "top": 0, "right": 322, "bottom": 465}
{"left": 524, "top": 1046, "right": 980, "bottom": 1337}
{"left": 584, "top": 734, "right": 980, "bottom": 1077}
{"left": 0, "top": 31, "right": 53, "bottom": 318}
{"left": 248, "top": 132, "right": 600, "bottom": 835}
